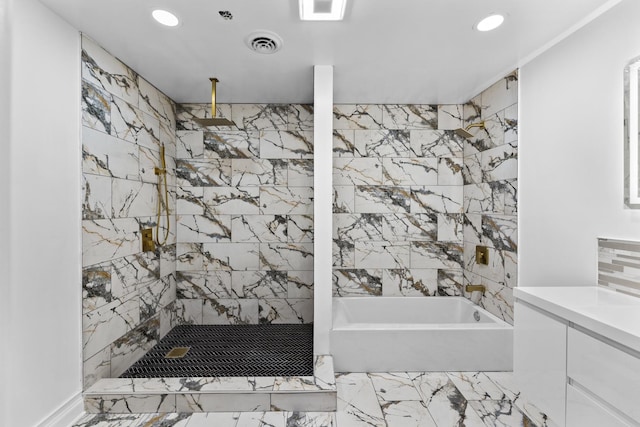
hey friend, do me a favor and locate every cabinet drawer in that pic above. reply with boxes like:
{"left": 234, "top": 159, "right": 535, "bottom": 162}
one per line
{"left": 566, "top": 384, "right": 632, "bottom": 427}
{"left": 568, "top": 328, "right": 640, "bottom": 421}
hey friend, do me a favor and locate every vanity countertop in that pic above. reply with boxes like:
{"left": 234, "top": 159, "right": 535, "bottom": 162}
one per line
{"left": 514, "top": 286, "right": 640, "bottom": 353}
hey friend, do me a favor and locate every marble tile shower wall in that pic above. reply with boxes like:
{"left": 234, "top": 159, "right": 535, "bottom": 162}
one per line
{"left": 331, "top": 72, "right": 518, "bottom": 326}
{"left": 81, "top": 35, "right": 178, "bottom": 388}
{"left": 462, "top": 72, "right": 518, "bottom": 324}
{"left": 174, "top": 104, "right": 314, "bottom": 324}
{"left": 332, "top": 104, "right": 467, "bottom": 298}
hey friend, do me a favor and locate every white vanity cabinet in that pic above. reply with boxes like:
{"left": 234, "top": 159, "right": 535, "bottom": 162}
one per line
{"left": 514, "top": 301, "right": 567, "bottom": 424}
{"left": 566, "top": 384, "right": 630, "bottom": 427}
{"left": 514, "top": 287, "right": 640, "bottom": 427}
{"left": 567, "top": 328, "right": 640, "bottom": 425}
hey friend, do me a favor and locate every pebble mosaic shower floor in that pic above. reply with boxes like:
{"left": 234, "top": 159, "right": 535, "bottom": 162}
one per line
{"left": 120, "top": 324, "right": 313, "bottom": 378}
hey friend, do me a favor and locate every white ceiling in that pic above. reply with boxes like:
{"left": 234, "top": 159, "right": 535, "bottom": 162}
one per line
{"left": 39, "top": 0, "right": 620, "bottom": 104}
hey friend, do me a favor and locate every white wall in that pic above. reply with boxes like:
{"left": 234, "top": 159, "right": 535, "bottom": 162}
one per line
{"left": 313, "top": 66, "right": 333, "bottom": 355}
{"left": 0, "top": 0, "right": 11, "bottom": 423}
{"left": 519, "top": 0, "right": 640, "bottom": 287}
{"left": 4, "top": 0, "right": 83, "bottom": 425}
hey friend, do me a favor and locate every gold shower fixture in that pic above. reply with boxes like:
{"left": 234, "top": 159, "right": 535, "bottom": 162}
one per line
{"left": 154, "top": 144, "right": 170, "bottom": 246}
{"left": 193, "top": 78, "right": 236, "bottom": 127}
{"left": 465, "top": 284, "right": 486, "bottom": 294}
{"left": 454, "top": 121, "right": 485, "bottom": 139}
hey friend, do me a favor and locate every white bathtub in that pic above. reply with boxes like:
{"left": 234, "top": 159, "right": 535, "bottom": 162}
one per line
{"left": 330, "top": 297, "right": 513, "bottom": 372}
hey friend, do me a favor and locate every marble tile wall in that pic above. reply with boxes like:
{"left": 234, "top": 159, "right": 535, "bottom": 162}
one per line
{"left": 462, "top": 72, "right": 518, "bottom": 324}
{"left": 79, "top": 36, "right": 517, "bottom": 387}
{"left": 174, "top": 104, "right": 314, "bottom": 324}
{"left": 598, "top": 238, "right": 640, "bottom": 297}
{"left": 81, "top": 35, "right": 178, "bottom": 388}
{"left": 332, "top": 104, "right": 467, "bottom": 298}
{"left": 331, "top": 73, "right": 518, "bottom": 326}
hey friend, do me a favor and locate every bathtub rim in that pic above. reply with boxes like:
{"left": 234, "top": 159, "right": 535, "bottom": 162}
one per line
{"left": 331, "top": 296, "right": 512, "bottom": 331}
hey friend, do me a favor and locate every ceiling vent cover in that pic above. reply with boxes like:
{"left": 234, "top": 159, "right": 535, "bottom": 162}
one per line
{"left": 245, "top": 31, "right": 283, "bottom": 54}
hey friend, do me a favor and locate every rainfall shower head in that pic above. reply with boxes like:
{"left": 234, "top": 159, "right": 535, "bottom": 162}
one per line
{"left": 454, "top": 121, "right": 485, "bottom": 139}
{"left": 194, "top": 117, "right": 236, "bottom": 126}
{"left": 193, "top": 78, "right": 236, "bottom": 127}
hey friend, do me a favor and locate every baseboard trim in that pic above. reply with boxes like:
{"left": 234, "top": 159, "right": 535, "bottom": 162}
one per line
{"left": 36, "top": 392, "right": 84, "bottom": 427}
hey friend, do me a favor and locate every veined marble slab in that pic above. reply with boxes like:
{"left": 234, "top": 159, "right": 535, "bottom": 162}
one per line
{"left": 84, "top": 356, "right": 337, "bottom": 413}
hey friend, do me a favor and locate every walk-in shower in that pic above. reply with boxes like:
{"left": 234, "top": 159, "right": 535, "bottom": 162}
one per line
{"left": 118, "top": 89, "right": 314, "bottom": 379}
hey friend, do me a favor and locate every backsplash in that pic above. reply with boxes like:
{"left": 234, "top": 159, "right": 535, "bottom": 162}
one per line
{"left": 81, "top": 35, "right": 178, "bottom": 387}
{"left": 598, "top": 238, "right": 640, "bottom": 297}
{"left": 174, "top": 104, "right": 315, "bottom": 324}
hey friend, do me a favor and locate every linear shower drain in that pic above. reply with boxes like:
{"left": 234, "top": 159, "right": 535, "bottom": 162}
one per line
{"left": 165, "top": 347, "right": 190, "bottom": 359}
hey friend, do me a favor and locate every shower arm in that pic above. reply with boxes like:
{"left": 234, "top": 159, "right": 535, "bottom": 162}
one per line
{"left": 464, "top": 122, "right": 485, "bottom": 132}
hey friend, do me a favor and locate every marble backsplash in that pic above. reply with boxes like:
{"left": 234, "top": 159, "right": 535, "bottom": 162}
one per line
{"left": 174, "top": 104, "right": 314, "bottom": 325}
{"left": 81, "top": 35, "right": 179, "bottom": 388}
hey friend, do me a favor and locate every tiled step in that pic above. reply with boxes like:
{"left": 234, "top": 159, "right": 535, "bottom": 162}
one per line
{"left": 84, "top": 355, "right": 336, "bottom": 414}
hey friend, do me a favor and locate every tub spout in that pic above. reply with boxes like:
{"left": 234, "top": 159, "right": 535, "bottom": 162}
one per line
{"left": 465, "top": 284, "right": 486, "bottom": 294}
{"left": 466, "top": 284, "right": 485, "bottom": 304}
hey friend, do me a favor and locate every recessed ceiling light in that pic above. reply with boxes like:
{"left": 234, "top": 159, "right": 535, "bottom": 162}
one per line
{"left": 476, "top": 14, "right": 504, "bottom": 32}
{"left": 299, "top": 0, "right": 347, "bottom": 21}
{"left": 152, "top": 9, "right": 179, "bottom": 27}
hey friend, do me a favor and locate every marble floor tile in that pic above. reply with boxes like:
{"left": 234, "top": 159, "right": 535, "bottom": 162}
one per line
{"left": 410, "top": 372, "right": 485, "bottom": 427}
{"left": 286, "top": 412, "right": 337, "bottom": 427}
{"left": 380, "top": 400, "right": 436, "bottom": 427}
{"left": 469, "top": 399, "right": 538, "bottom": 427}
{"left": 336, "top": 372, "right": 385, "bottom": 427}
{"left": 184, "top": 412, "right": 239, "bottom": 426}
{"left": 235, "top": 411, "right": 336, "bottom": 427}
{"left": 141, "top": 413, "right": 192, "bottom": 427}
{"left": 72, "top": 413, "right": 145, "bottom": 427}
{"left": 446, "top": 371, "right": 507, "bottom": 401}
{"left": 483, "top": 372, "right": 553, "bottom": 427}
{"left": 73, "top": 413, "right": 192, "bottom": 427}
{"left": 235, "top": 411, "right": 286, "bottom": 427}
{"left": 369, "top": 372, "right": 422, "bottom": 402}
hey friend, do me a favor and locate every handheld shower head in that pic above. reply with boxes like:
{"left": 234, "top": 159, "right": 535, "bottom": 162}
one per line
{"left": 454, "top": 122, "right": 485, "bottom": 139}
{"left": 194, "top": 78, "right": 236, "bottom": 127}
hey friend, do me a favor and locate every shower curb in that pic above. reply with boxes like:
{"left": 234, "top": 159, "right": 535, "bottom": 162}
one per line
{"left": 83, "top": 355, "right": 336, "bottom": 413}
